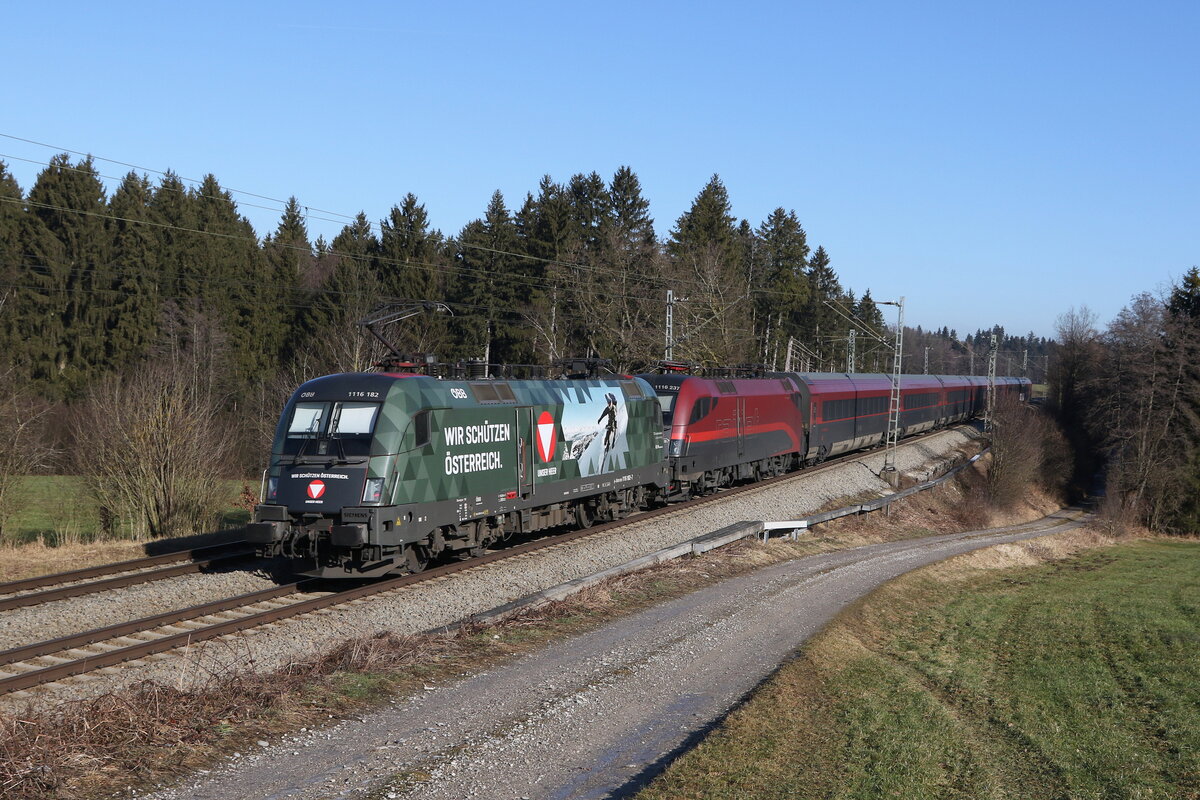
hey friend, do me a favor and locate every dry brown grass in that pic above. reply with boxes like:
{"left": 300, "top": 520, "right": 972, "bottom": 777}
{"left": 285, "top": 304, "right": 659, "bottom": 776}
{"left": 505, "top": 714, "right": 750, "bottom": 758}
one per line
{"left": 0, "top": 539, "right": 147, "bottom": 584}
{"left": 806, "top": 460, "right": 1058, "bottom": 551}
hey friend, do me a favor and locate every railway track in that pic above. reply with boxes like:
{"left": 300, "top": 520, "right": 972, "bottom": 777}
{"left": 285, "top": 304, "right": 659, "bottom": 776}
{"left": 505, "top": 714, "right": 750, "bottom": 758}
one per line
{"left": 0, "top": 541, "right": 257, "bottom": 613}
{"left": 0, "top": 427, "right": 984, "bottom": 697}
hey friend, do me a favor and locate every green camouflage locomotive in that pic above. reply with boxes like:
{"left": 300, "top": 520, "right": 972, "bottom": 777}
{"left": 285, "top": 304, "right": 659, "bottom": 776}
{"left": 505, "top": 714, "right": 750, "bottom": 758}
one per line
{"left": 248, "top": 371, "right": 667, "bottom": 577}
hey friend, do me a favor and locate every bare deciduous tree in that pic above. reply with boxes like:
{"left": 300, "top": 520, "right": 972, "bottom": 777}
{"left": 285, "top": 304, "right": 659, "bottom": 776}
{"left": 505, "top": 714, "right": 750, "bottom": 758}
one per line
{"left": 670, "top": 247, "right": 755, "bottom": 368}
{"left": 987, "top": 393, "right": 1069, "bottom": 507}
{"left": 72, "top": 358, "right": 237, "bottom": 540}
{"left": 1089, "top": 293, "right": 1200, "bottom": 531}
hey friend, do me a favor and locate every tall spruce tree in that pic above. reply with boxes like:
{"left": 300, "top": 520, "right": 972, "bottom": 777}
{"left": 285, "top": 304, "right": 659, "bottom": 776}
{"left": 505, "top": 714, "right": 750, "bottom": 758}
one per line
{"left": 667, "top": 174, "right": 739, "bottom": 265}
{"left": 560, "top": 167, "right": 665, "bottom": 369}
{"left": 296, "top": 212, "right": 385, "bottom": 371}
{"left": 2, "top": 163, "right": 67, "bottom": 387}
{"left": 0, "top": 163, "right": 26, "bottom": 370}
{"left": 606, "top": 166, "right": 656, "bottom": 251}
{"left": 106, "top": 172, "right": 160, "bottom": 369}
{"left": 26, "top": 155, "right": 110, "bottom": 394}
{"left": 262, "top": 197, "right": 311, "bottom": 359}
{"left": 566, "top": 172, "right": 611, "bottom": 256}
{"left": 516, "top": 178, "right": 576, "bottom": 362}
{"left": 377, "top": 193, "right": 444, "bottom": 302}
{"left": 855, "top": 290, "right": 886, "bottom": 337}
{"left": 375, "top": 195, "right": 453, "bottom": 354}
{"left": 667, "top": 175, "right": 753, "bottom": 364}
{"left": 754, "top": 208, "right": 810, "bottom": 368}
{"left": 803, "top": 245, "right": 843, "bottom": 368}
{"left": 190, "top": 175, "right": 268, "bottom": 387}
{"left": 453, "top": 191, "right": 531, "bottom": 364}
{"left": 150, "top": 171, "right": 202, "bottom": 305}
{"left": 590, "top": 166, "right": 663, "bottom": 368}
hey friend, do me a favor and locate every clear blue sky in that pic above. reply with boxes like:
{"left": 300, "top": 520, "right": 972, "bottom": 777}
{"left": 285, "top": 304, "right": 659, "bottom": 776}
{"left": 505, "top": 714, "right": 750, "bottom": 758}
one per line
{"left": 3, "top": 1, "right": 1196, "bottom": 339}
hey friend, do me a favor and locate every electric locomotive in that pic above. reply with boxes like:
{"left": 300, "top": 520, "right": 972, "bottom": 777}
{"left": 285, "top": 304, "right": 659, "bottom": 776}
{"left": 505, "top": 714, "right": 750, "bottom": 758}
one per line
{"left": 248, "top": 366, "right": 667, "bottom": 578}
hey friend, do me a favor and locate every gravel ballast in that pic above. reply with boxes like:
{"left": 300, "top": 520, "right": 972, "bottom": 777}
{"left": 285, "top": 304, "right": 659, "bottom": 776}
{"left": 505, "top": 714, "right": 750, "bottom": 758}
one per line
{"left": 0, "top": 560, "right": 284, "bottom": 654}
{"left": 3, "top": 428, "right": 979, "bottom": 708}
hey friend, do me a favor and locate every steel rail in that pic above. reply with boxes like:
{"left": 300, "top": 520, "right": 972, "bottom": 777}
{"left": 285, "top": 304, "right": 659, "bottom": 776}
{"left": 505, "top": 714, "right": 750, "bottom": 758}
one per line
{"left": 0, "top": 546, "right": 257, "bottom": 613}
{"left": 0, "top": 581, "right": 311, "bottom": 668}
{"left": 0, "top": 540, "right": 251, "bottom": 596}
{"left": 0, "top": 425, "right": 977, "bottom": 695}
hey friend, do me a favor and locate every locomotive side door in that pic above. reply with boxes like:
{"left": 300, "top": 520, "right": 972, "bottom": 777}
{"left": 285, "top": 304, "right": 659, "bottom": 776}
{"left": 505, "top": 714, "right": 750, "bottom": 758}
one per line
{"left": 516, "top": 406, "right": 534, "bottom": 497}
{"left": 736, "top": 397, "right": 746, "bottom": 456}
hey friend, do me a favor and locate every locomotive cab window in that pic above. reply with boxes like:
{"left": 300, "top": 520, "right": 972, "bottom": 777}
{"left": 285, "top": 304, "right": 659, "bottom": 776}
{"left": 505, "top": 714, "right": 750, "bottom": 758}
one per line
{"left": 288, "top": 403, "right": 327, "bottom": 435}
{"left": 657, "top": 392, "right": 677, "bottom": 426}
{"left": 332, "top": 402, "right": 380, "bottom": 435}
{"left": 284, "top": 401, "right": 381, "bottom": 456}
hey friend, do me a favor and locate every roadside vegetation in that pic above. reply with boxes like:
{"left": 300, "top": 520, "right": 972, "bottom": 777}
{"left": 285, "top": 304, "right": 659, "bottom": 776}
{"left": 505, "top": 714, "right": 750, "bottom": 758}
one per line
{"left": 1050, "top": 270, "right": 1200, "bottom": 534}
{"left": 640, "top": 536, "right": 1200, "bottom": 800}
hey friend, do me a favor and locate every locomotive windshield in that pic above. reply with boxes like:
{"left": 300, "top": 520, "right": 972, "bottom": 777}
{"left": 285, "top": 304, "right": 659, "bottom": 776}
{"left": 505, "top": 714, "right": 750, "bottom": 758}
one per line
{"left": 657, "top": 393, "right": 676, "bottom": 427}
{"left": 283, "top": 401, "right": 381, "bottom": 457}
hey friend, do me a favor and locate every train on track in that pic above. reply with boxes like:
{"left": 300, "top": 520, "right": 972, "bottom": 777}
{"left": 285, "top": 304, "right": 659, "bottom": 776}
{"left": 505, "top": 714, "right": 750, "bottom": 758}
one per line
{"left": 248, "top": 360, "right": 1029, "bottom": 578}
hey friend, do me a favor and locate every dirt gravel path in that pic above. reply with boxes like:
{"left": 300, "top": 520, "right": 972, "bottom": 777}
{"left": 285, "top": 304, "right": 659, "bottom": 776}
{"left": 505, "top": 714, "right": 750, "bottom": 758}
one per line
{"left": 147, "top": 509, "right": 1083, "bottom": 800}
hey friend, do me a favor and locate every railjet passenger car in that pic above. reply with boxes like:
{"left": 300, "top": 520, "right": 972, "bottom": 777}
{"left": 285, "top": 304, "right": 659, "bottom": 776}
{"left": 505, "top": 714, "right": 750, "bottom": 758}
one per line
{"left": 641, "top": 371, "right": 1029, "bottom": 499}
{"left": 248, "top": 371, "right": 666, "bottom": 577}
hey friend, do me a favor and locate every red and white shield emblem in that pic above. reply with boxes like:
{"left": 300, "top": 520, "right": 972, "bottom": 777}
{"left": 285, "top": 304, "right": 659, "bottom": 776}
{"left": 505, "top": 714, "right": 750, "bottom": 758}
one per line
{"left": 535, "top": 411, "right": 556, "bottom": 462}
{"left": 307, "top": 480, "right": 326, "bottom": 500}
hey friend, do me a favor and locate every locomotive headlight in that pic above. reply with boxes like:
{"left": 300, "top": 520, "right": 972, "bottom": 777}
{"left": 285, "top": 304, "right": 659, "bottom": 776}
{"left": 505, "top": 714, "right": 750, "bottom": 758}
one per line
{"left": 669, "top": 438, "right": 684, "bottom": 457}
{"left": 362, "top": 477, "right": 385, "bottom": 503}
{"left": 267, "top": 477, "right": 278, "bottom": 500}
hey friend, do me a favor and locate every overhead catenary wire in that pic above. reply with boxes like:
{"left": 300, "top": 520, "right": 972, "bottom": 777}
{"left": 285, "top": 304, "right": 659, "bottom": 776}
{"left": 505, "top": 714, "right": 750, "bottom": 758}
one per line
{"left": 0, "top": 189, "right": 735, "bottom": 304}
{"left": 0, "top": 258, "right": 554, "bottom": 324}
{"left": 0, "top": 190, "right": 827, "bottom": 312}
{"left": 0, "top": 137, "right": 740, "bottom": 298}
{"left": 0, "top": 195, "right": 664, "bottom": 305}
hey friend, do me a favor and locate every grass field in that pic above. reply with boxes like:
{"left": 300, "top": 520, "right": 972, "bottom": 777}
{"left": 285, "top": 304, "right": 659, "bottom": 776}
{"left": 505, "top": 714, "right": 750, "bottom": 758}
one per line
{"left": 4, "top": 476, "right": 102, "bottom": 542}
{"left": 640, "top": 539, "right": 1200, "bottom": 800}
{"left": 3, "top": 475, "right": 252, "bottom": 545}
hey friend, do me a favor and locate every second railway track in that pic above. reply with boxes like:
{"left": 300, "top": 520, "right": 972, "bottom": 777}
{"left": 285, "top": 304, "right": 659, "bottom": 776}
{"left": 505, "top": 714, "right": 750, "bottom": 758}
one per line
{"left": 0, "top": 541, "right": 257, "bottom": 612}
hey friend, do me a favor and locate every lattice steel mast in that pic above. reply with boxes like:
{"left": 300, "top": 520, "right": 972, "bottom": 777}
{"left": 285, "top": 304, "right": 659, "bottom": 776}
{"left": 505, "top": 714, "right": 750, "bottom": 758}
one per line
{"left": 881, "top": 297, "right": 905, "bottom": 476}
{"left": 984, "top": 333, "right": 998, "bottom": 432}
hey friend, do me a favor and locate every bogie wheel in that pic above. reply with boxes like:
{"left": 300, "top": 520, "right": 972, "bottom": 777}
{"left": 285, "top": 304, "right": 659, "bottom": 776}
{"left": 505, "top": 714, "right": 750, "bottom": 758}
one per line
{"left": 404, "top": 543, "right": 431, "bottom": 573}
{"left": 595, "top": 492, "right": 620, "bottom": 522}
{"left": 575, "top": 501, "right": 593, "bottom": 529}
{"left": 630, "top": 486, "right": 647, "bottom": 511}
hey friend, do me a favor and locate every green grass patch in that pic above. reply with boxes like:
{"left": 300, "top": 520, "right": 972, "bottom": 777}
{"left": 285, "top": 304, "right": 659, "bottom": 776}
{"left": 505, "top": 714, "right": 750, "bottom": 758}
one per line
{"left": 641, "top": 540, "right": 1200, "bottom": 800}
{"left": 3, "top": 476, "right": 252, "bottom": 545}
{"left": 5, "top": 476, "right": 101, "bottom": 542}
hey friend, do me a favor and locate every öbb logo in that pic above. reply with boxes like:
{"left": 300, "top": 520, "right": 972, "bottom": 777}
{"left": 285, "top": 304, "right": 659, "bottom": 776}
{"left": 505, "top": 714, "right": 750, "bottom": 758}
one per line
{"left": 306, "top": 480, "right": 326, "bottom": 500}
